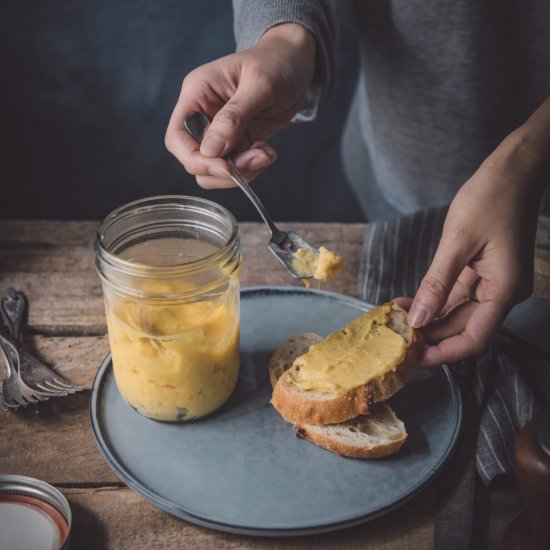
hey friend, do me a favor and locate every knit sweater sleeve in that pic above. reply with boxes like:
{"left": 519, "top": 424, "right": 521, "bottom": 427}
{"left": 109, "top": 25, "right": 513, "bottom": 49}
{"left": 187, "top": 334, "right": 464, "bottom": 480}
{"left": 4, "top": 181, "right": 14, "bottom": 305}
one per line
{"left": 232, "top": 0, "right": 338, "bottom": 121}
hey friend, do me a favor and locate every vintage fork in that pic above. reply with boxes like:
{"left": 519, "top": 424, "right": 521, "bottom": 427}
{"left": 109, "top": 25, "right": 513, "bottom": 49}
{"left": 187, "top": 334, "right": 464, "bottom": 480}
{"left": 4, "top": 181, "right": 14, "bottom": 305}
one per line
{"left": 0, "top": 289, "right": 51, "bottom": 409}
{"left": 0, "top": 331, "right": 43, "bottom": 409}
{"left": 1, "top": 289, "right": 85, "bottom": 394}
{"left": 0, "top": 289, "right": 84, "bottom": 410}
{"left": 20, "top": 350, "right": 85, "bottom": 394}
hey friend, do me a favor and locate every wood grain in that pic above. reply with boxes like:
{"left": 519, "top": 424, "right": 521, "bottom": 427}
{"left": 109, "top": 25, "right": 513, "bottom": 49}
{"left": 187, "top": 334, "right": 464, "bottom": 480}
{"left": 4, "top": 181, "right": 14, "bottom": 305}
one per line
{"left": 0, "top": 392, "right": 118, "bottom": 484}
{"left": 61, "top": 486, "right": 435, "bottom": 550}
{"left": 0, "top": 221, "right": 522, "bottom": 549}
{"left": 16, "top": 335, "right": 110, "bottom": 388}
{"left": 58, "top": 479, "right": 518, "bottom": 550}
{"left": 0, "top": 222, "right": 364, "bottom": 485}
{"left": 0, "top": 329, "right": 113, "bottom": 485}
{"left": 0, "top": 221, "right": 364, "bottom": 334}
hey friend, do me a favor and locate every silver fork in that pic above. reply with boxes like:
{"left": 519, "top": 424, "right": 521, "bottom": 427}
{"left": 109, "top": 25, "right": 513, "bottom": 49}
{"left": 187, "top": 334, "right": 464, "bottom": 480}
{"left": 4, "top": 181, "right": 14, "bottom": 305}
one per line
{"left": 1, "top": 289, "right": 85, "bottom": 394}
{"left": 1, "top": 289, "right": 66, "bottom": 396}
{"left": 0, "top": 331, "right": 43, "bottom": 409}
{"left": 0, "top": 289, "right": 50, "bottom": 408}
{"left": 0, "top": 289, "right": 84, "bottom": 409}
{"left": 19, "top": 348, "right": 85, "bottom": 395}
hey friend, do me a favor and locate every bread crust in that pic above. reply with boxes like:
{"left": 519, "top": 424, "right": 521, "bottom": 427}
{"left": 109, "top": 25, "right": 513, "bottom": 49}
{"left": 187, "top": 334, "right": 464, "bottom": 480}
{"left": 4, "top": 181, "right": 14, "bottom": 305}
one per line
{"left": 295, "top": 421, "right": 407, "bottom": 459}
{"left": 271, "top": 302, "right": 422, "bottom": 426}
{"left": 268, "top": 332, "right": 321, "bottom": 389}
{"left": 272, "top": 377, "right": 374, "bottom": 425}
{"left": 296, "top": 428, "right": 406, "bottom": 459}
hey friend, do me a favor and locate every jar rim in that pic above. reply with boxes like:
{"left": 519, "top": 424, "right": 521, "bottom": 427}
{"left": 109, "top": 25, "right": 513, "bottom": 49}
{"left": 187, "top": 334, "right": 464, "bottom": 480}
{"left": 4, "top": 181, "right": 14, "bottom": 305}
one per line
{"left": 95, "top": 195, "right": 240, "bottom": 280}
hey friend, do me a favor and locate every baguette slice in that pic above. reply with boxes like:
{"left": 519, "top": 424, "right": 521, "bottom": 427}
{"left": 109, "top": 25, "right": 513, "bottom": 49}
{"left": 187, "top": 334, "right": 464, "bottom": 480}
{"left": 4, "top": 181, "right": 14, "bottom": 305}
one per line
{"left": 271, "top": 302, "right": 421, "bottom": 426}
{"left": 294, "top": 405, "right": 406, "bottom": 459}
{"left": 269, "top": 332, "right": 407, "bottom": 458}
{"left": 268, "top": 332, "right": 323, "bottom": 389}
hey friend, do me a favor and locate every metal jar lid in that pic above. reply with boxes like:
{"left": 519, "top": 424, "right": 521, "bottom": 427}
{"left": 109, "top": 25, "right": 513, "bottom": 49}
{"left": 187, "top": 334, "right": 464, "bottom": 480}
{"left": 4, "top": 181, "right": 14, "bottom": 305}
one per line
{"left": 0, "top": 474, "right": 71, "bottom": 550}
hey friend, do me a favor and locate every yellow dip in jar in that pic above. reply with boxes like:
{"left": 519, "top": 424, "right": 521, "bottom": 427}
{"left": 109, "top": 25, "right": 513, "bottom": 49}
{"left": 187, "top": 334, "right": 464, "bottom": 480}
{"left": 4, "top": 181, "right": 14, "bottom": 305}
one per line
{"left": 96, "top": 196, "right": 242, "bottom": 421}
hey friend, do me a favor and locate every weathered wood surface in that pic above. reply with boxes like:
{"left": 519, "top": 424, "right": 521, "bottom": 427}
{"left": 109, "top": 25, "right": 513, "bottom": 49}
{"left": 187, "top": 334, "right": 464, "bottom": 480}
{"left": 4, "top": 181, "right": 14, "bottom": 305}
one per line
{"left": 0, "top": 221, "right": 364, "bottom": 334}
{"left": 57, "top": 480, "right": 518, "bottom": 550}
{"left": 61, "top": 486, "right": 436, "bottom": 550}
{"left": 0, "top": 221, "right": 520, "bottom": 549}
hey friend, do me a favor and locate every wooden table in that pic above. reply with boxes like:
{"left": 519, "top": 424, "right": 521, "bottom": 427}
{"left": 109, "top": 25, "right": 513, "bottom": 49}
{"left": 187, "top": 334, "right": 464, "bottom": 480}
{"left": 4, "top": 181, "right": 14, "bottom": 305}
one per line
{"left": 0, "top": 221, "right": 519, "bottom": 549}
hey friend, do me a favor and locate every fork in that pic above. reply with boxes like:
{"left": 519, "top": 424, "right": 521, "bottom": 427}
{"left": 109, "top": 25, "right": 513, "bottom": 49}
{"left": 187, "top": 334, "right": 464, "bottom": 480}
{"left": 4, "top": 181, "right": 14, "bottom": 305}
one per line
{"left": 1, "top": 288, "right": 85, "bottom": 394}
{"left": 19, "top": 348, "right": 85, "bottom": 395}
{"left": 0, "top": 289, "right": 50, "bottom": 408}
{"left": 0, "top": 295, "right": 70, "bottom": 395}
{"left": 0, "top": 331, "right": 43, "bottom": 409}
{"left": 0, "top": 289, "right": 84, "bottom": 410}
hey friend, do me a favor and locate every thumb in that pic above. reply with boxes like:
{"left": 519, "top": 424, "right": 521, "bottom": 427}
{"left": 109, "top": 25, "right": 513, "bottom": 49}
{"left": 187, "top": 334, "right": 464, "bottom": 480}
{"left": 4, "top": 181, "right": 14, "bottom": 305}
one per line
{"left": 200, "top": 85, "right": 267, "bottom": 158}
{"left": 409, "top": 239, "right": 469, "bottom": 328}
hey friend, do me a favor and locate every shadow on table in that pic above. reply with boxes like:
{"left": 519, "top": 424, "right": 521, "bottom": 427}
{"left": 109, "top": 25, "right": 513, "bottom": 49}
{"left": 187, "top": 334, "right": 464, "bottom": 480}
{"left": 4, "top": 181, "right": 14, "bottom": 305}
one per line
{"left": 68, "top": 498, "right": 109, "bottom": 549}
{"left": 12, "top": 391, "right": 89, "bottom": 423}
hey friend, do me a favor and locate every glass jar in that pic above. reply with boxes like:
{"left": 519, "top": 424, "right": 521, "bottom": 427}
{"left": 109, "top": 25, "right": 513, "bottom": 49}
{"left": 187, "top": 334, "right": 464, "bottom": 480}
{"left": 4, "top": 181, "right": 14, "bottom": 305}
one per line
{"left": 95, "top": 196, "right": 242, "bottom": 422}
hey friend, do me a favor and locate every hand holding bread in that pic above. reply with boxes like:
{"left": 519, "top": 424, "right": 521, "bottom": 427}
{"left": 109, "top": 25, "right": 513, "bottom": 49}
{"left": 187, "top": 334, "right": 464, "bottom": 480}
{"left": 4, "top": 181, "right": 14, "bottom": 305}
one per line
{"left": 268, "top": 302, "right": 423, "bottom": 459}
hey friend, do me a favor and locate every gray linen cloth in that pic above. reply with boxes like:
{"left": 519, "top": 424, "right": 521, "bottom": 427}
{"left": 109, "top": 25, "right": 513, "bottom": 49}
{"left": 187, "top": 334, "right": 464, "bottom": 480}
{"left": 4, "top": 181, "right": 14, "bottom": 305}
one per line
{"left": 359, "top": 205, "right": 550, "bottom": 484}
{"left": 360, "top": 206, "right": 550, "bottom": 548}
{"left": 233, "top": 0, "right": 550, "bottom": 220}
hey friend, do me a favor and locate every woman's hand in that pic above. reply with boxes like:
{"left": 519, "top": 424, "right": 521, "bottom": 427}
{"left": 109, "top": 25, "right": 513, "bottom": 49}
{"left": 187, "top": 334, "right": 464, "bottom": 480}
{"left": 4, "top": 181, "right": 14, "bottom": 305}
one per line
{"left": 165, "top": 23, "right": 316, "bottom": 188}
{"left": 397, "top": 98, "right": 550, "bottom": 368}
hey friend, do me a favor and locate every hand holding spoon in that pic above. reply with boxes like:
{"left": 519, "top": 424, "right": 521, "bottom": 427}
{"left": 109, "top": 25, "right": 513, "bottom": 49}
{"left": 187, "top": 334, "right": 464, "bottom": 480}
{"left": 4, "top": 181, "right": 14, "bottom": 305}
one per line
{"left": 184, "top": 111, "right": 320, "bottom": 279}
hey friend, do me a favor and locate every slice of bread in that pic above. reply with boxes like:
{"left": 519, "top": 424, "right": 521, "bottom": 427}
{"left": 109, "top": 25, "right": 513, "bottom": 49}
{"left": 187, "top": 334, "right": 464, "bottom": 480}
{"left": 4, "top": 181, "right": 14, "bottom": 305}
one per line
{"left": 268, "top": 332, "right": 322, "bottom": 389}
{"left": 294, "top": 404, "right": 407, "bottom": 459}
{"left": 271, "top": 302, "right": 421, "bottom": 426}
{"left": 269, "top": 330, "right": 407, "bottom": 458}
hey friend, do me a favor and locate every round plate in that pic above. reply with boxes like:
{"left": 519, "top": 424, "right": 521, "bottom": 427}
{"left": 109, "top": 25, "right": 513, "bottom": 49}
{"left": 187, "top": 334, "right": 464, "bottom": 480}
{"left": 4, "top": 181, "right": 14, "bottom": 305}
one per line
{"left": 90, "top": 286, "right": 462, "bottom": 536}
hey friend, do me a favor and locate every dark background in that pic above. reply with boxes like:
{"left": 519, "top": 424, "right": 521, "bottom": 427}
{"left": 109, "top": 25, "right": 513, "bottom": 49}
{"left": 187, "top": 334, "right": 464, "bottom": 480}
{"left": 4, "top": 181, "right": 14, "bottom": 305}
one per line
{"left": 0, "top": 1, "right": 364, "bottom": 223}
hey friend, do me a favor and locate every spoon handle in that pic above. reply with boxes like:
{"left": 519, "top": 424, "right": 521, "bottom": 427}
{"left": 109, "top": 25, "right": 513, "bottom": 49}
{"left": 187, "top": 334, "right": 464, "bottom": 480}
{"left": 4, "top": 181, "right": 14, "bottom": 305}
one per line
{"left": 227, "top": 159, "right": 287, "bottom": 244}
{"left": 0, "top": 288, "right": 26, "bottom": 342}
{"left": 183, "top": 111, "right": 288, "bottom": 246}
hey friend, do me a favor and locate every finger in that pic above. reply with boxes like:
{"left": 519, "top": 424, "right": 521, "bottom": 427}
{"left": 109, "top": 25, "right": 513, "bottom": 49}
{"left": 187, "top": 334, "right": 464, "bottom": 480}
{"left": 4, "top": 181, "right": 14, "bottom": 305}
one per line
{"left": 408, "top": 232, "right": 473, "bottom": 329}
{"left": 232, "top": 141, "right": 277, "bottom": 172}
{"left": 422, "top": 301, "right": 478, "bottom": 343}
{"left": 195, "top": 175, "right": 235, "bottom": 189}
{"left": 195, "top": 168, "right": 264, "bottom": 189}
{"left": 392, "top": 297, "right": 413, "bottom": 311}
{"left": 440, "top": 267, "right": 480, "bottom": 316}
{"left": 200, "top": 85, "right": 272, "bottom": 158}
{"left": 168, "top": 128, "right": 230, "bottom": 177}
{"left": 166, "top": 96, "right": 229, "bottom": 177}
{"left": 195, "top": 143, "right": 277, "bottom": 189}
{"left": 419, "top": 300, "right": 509, "bottom": 368}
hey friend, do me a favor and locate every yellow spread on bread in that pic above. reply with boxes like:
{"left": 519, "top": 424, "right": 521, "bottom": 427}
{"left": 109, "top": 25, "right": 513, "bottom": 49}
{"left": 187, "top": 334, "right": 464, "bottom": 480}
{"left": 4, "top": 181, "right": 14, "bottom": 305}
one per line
{"left": 291, "top": 304, "right": 407, "bottom": 394}
{"left": 292, "top": 246, "right": 344, "bottom": 281}
{"left": 106, "top": 282, "right": 239, "bottom": 421}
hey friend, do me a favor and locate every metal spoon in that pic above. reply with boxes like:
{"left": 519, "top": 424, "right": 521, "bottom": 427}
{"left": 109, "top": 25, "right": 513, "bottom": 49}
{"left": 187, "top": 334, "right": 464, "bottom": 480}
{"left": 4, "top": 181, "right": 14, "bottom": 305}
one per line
{"left": 184, "top": 111, "right": 319, "bottom": 279}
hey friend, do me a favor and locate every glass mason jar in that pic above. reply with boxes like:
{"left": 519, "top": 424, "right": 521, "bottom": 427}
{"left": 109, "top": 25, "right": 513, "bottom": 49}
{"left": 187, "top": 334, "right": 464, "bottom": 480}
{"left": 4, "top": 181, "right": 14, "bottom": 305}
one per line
{"left": 95, "top": 196, "right": 242, "bottom": 422}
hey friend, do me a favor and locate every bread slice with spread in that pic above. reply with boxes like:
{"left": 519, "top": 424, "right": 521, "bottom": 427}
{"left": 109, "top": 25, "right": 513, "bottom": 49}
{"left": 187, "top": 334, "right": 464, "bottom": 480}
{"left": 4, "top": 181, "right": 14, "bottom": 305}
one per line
{"left": 293, "top": 405, "right": 407, "bottom": 459}
{"left": 268, "top": 317, "right": 411, "bottom": 458}
{"left": 270, "top": 302, "right": 422, "bottom": 426}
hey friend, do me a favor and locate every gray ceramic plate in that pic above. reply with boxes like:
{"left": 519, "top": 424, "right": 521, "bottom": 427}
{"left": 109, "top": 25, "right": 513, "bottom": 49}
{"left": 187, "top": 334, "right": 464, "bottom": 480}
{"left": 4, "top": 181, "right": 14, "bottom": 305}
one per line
{"left": 90, "top": 286, "right": 462, "bottom": 536}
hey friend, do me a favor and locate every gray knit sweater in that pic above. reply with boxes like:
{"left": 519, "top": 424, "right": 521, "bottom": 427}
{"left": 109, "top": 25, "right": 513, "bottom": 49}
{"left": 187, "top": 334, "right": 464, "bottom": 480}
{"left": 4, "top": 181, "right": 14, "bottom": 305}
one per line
{"left": 233, "top": 0, "right": 550, "bottom": 220}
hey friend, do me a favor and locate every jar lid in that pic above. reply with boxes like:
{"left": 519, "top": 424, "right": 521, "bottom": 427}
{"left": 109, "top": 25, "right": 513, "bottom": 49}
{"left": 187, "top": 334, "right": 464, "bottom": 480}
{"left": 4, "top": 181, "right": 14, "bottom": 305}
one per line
{"left": 0, "top": 475, "right": 71, "bottom": 549}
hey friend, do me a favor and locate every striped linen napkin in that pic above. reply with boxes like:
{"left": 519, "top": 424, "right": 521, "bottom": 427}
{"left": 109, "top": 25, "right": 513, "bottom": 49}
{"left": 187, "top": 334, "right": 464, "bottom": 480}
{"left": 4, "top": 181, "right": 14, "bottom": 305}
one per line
{"left": 358, "top": 206, "right": 550, "bottom": 547}
{"left": 359, "top": 205, "right": 550, "bottom": 482}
